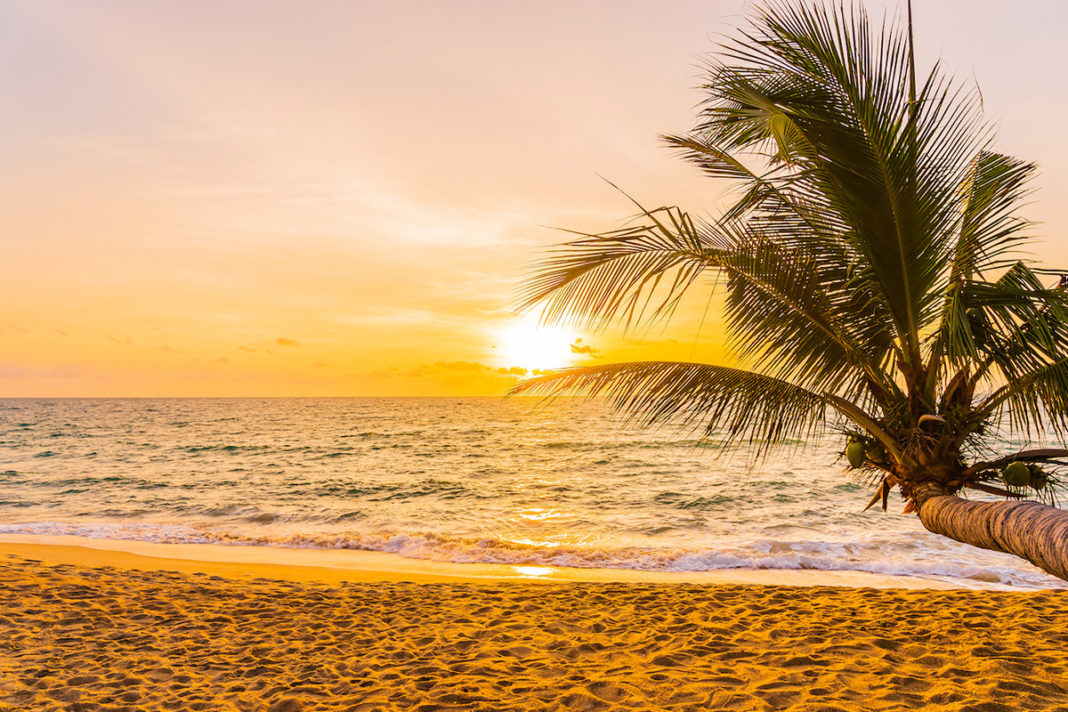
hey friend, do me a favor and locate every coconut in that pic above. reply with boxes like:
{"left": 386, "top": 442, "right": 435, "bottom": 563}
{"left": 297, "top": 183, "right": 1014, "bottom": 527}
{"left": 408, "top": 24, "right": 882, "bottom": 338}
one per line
{"left": 1003, "top": 460, "right": 1031, "bottom": 488}
{"left": 1031, "top": 467, "right": 1049, "bottom": 491}
{"left": 845, "top": 440, "right": 866, "bottom": 468}
{"left": 865, "top": 442, "right": 885, "bottom": 464}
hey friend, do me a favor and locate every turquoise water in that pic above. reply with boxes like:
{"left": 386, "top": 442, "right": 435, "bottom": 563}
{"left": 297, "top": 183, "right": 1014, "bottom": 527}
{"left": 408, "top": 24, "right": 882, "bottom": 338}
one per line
{"left": 0, "top": 397, "right": 1062, "bottom": 589}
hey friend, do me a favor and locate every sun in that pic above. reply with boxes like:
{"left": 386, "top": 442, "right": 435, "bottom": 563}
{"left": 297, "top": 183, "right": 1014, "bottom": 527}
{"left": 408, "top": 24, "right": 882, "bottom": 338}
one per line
{"left": 494, "top": 315, "right": 579, "bottom": 372}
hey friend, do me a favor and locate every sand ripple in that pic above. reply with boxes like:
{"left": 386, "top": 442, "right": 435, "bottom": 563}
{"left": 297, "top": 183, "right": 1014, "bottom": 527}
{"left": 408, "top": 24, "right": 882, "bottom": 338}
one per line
{"left": 1, "top": 555, "right": 1067, "bottom": 711}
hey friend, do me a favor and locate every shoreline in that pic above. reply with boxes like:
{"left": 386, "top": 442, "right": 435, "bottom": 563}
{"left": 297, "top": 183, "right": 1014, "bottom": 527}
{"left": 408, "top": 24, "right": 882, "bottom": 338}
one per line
{"left": 0, "top": 533, "right": 1014, "bottom": 589}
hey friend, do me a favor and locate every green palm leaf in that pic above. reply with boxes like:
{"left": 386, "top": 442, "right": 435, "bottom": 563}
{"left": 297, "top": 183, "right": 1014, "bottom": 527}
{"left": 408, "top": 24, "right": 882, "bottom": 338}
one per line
{"left": 686, "top": 1, "right": 990, "bottom": 362}
{"left": 953, "top": 152, "right": 1037, "bottom": 279}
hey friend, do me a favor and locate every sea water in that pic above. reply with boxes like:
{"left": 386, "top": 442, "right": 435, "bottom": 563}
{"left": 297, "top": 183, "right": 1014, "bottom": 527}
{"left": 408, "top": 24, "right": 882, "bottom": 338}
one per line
{"left": 0, "top": 397, "right": 1063, "bottom": 589}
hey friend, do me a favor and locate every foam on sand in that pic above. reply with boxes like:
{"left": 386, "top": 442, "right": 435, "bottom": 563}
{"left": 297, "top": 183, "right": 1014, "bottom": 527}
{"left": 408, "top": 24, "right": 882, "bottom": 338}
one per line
{"left": 0, "top": 533, "right": 1019, "bottom": 589}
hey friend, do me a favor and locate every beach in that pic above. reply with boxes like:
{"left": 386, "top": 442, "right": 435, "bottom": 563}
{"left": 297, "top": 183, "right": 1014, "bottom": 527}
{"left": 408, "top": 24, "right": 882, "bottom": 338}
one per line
{"left": 7, "top": 0, "right": 1068, "bottom": 709}
{"left": 3, "top": 544, "right": 1067, "bottom": 711}
{"left": 4, "top": 400, "right": 1068, "bottom": 710}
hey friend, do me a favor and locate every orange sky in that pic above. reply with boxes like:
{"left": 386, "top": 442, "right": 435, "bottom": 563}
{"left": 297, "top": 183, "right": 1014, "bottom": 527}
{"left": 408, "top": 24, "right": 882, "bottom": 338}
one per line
{"left": 2, "top": 1, "right": 1067, "bottom": 396}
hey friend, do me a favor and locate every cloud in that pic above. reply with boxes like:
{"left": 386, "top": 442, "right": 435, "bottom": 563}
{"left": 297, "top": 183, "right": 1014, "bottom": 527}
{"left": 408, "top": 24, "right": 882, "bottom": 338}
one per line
{"left": 238, "top": 345, "right": 257, "bottom": 352}
{"left": 569, "top": 338, "right": 599, "bottom": 355}
{"left": 0, "top": 363, "right": 81, "bottom": 379}
{"left": 403, "top": 361, "right": 529, "bottom": 378}
{"left": 276, "top": 337, "right": 298, "bottom": 346}
{"left": 311, "top": 361, "right": 331, "bottom": 368}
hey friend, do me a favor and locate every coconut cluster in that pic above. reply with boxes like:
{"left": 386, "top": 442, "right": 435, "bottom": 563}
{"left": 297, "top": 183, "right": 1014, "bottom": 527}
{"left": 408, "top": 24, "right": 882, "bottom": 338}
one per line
{"left": 842, "top": 438, "right": 1053, "bottom": 495}
{"left": 1002, "top": 461, "right": 1049, "bottom": 491}
{"left": 844, "top": 436, "right": 884, "bottom": 469}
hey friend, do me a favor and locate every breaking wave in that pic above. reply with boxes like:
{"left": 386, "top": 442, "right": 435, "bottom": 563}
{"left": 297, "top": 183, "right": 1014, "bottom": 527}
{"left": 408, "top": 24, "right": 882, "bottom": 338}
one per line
{"left": 1, "top": 521, "right": 1060, "bottom": 590}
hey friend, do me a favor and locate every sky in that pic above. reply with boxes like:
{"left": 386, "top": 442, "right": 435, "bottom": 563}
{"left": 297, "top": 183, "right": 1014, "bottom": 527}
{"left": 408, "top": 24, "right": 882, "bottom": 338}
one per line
{"left": 2, "top": 0, "right": 1067, "bottom": 396}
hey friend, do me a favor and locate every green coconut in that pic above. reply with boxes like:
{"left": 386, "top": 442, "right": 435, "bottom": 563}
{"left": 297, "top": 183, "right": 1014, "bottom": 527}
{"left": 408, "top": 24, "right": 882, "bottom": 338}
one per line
{"left": 845, "top": 440, "right": 866, "bottom": 468}
{"left": 865, "top": 442, "right": 885, "bottom": 464}
{"left": 1003, "top": 460, "right": 1031, "bottom": 488}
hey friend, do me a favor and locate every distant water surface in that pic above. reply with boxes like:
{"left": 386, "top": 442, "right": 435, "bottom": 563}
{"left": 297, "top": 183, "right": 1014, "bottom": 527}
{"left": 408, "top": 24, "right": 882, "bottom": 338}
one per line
{"left": 0, "top": 398, "right": 1062, "bottom": 589}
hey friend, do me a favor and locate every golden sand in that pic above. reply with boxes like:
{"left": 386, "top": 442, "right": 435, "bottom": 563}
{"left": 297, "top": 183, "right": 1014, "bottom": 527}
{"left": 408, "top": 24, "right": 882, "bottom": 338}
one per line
{"left": 2, "top": 554, "right": 1067, "bottom": 711}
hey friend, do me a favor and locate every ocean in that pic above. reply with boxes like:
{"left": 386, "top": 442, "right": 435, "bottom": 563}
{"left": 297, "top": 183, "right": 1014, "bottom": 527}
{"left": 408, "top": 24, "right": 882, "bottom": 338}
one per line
{"left": 0, "top": 397, "right": 1062, "bottom": 589}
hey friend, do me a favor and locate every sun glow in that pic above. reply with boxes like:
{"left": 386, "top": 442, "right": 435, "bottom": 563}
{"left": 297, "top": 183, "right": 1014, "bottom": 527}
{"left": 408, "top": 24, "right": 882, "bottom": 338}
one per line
{"left": 512, "top": 565, "right": 554, "bottom": 578}
{"left": 494, "top": 315, "right": 579, "bottom": 372}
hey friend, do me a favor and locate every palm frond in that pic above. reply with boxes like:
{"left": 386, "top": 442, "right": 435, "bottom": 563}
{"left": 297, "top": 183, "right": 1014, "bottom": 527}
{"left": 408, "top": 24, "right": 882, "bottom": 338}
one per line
{"left": 972, "top": 266, "right": 1068, "bottom": 374}
{"left": 953, "top": 151, "right": 1037, "bottom": 279}
{"left": 520, "top": 199, "right": 899, "bottom": 405}
{"left": 516, "top": 202, "right": 724, "bottom": 332}
{"left": 662, "top": 133, "right": 815, "bottom": 225}
{"left": 716, "top": 228, "right": 897, "bottom": 403}
{"left": 685, "top": 0, "right": 990, "bottom": 361}
{"left": 937, "top": 270, "right": 1068, "bottom": 368}
{"left": 508, "top": 361, "right": 827, "bottom": 455}
{"left": 978, "top": 356, "right": 1068, "bottom": 438}
{"left": 928, "top": 152, "right": 1038, "bottom": 376}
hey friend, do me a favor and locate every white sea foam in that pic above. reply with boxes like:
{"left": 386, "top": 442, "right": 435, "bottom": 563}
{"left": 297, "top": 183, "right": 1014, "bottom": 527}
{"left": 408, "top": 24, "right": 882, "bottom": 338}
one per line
{"left": 0, "top": 520, "right": 1056, "bottom": 590}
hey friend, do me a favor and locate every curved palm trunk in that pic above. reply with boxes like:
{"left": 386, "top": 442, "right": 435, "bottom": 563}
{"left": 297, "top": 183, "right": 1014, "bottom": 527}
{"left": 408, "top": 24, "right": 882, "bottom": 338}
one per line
{"left": 915, "top": 484, "right": 1068, "bottom": 582}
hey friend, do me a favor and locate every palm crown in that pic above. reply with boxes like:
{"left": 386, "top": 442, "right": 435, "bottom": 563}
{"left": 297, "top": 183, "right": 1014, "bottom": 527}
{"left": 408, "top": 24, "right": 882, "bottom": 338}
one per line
{"left": 512, "top": 1, "right": 1068, "bottom": 580}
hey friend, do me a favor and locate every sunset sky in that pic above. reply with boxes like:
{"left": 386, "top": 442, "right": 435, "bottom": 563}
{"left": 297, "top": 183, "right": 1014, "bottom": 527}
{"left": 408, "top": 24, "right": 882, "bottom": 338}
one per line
{"left": 3, "top": 0, "right": 1068, "bottom": 396}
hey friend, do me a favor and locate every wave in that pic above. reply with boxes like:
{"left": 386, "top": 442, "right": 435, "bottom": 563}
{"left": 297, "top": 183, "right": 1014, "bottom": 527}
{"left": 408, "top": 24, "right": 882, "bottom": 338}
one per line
{"left": 1, "top": 521, "right": 1061, "bottom": 591}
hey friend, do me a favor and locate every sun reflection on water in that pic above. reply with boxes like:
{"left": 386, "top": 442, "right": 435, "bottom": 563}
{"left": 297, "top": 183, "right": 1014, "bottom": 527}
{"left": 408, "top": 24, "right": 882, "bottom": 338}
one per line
{"left": 512, "top": 566, "right": 554, "bottom": 577}
{"left": 516, "top": 507, "right": 559, "bottom": 521}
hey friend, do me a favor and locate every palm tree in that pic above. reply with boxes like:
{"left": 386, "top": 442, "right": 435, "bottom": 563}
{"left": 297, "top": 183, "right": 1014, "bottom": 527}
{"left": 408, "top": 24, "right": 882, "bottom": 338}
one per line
{"left": 511, "top": 0, "right": 1068, "bottom": 582}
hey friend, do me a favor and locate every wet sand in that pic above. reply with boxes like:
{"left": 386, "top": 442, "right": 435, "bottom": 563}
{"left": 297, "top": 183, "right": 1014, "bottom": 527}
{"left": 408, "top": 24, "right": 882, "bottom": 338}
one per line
{"left": 0, "top": 534, "right": 987, "bottom": 588}
{"left": 2, "top": 553, "right": 1067, "bottom": 711}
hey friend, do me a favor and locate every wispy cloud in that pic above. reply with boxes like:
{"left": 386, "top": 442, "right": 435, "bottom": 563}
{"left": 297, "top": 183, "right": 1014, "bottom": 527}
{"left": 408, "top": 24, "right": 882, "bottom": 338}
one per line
{"left": 403, "top": 361, "right": 529, "bottom": 378}
{"left": 0, "top": 362, "right": 82, "bottom": 379}
{"left": 570, "top": 338, "right": 599, "bottom": 355}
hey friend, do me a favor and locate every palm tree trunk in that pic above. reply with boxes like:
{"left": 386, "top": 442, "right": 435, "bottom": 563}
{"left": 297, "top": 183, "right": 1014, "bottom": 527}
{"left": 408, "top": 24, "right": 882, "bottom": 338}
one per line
{"left": 914, "top": 483, "right": 1068, "bottom": 582}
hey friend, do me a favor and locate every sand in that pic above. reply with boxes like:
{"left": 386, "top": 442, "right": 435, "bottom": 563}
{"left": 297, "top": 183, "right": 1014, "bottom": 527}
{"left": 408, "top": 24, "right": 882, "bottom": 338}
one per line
{"left": 2, "top": 554, "right": 1067, "bottom": 711}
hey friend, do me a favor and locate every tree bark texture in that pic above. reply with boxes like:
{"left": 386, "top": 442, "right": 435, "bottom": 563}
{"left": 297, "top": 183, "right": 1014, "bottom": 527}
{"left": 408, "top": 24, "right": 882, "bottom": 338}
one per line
{"left": 916, "top": 484, "right": 1068, "bottom": 582}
